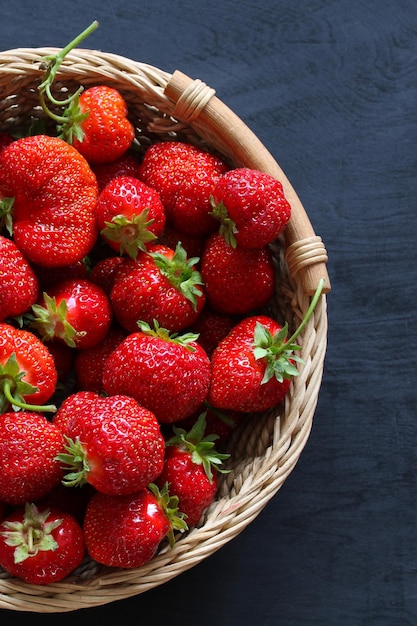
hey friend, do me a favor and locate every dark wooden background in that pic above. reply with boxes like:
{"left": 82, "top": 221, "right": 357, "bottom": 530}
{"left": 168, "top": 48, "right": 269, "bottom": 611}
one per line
{"left": 1, "top": 1, "right": 416, "bottom": 624}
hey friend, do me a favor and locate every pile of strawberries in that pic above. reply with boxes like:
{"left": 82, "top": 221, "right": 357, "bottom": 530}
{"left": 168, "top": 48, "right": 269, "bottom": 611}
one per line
{"left": 0, "top": 25, "right": 322, "bottom": 586}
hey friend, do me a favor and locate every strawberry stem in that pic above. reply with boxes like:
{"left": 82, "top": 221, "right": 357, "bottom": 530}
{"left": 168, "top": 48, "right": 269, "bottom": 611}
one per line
{"left": 37, "top": 21, "right": 99, "bottom": 125}
{"left": 2, "top": 379, "right": 56, "bottom": 413}
{"left": 285, "top": 278, "right": 325, "bottom": 346}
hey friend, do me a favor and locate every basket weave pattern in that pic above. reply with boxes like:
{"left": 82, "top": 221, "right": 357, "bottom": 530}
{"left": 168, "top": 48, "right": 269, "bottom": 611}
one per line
{"left": 0, "top": 48, "right": 328, "bottom": 612}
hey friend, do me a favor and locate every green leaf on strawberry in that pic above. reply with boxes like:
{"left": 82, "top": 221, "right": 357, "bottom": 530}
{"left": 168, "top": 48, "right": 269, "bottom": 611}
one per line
{"left": 31, "top": 293, "right": 78, "bottom": 348}
{"left": 147, "top": 482, "right": 188, "bottom": 547}
{"left": 137, "top": 319, "right": 199, "bottom": 352}
{"left": 165, "top": 411, "right": 230, "bottom": 483}
{"left": 149, "top": 241, "right": 204, "bottom": 311}
{"left": 56, "top": 436, "right": 89, "bottom": 488}
{"left": 0, "top": 352, "right": 56, "bottom": 414}
{"left": 253, "top": 278, "right": 325, "bottom": 384}
{"left": 101, "top": 208, "right": 158, "bottom": 259}
{"left": 1, "top": 502, "right": 62, "bottom": 564}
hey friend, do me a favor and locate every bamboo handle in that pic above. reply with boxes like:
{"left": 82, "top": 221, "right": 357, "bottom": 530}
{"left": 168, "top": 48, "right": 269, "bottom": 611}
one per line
{"left": 164, "top": 70, "right": 331, "bottom": 295}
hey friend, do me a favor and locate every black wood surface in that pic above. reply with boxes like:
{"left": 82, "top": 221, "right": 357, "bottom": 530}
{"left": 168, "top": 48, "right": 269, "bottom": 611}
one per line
{"left": 1, "top": 1, "right": 416, "bottom": 624}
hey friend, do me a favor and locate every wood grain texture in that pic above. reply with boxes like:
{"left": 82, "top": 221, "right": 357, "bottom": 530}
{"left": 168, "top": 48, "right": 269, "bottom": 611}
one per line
{"left": 0, "top": 0, "right": 416, "bottom": 624}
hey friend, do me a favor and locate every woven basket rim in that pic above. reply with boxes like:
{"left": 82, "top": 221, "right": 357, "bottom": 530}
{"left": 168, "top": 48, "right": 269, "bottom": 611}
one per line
{"left": 0, "top": 47, "right": 328, "bottom": 613}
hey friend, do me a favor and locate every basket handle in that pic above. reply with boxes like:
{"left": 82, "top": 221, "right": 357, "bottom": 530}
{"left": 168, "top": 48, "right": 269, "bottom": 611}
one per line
{"left": 164, "top": 70, "right": 331, "bottom": 295}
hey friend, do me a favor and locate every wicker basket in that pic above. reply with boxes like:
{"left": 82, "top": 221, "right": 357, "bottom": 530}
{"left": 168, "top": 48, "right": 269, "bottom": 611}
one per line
{"left": 0, "top": 46, "right": 330, "bottom": 613}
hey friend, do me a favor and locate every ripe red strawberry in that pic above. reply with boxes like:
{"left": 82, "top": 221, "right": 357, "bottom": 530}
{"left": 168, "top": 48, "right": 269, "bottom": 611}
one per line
{"left": 53, "top": 392, "right": 165, "bottom": 495}
{"left": 110, "top": 242, "right": 206, "bottom": 333}
{"left": 74, "top": 325, "right": 127, "bottom": 393}
{"left": 189, "top": 307, "right": 240, "bottom": 357}
{"left": 102, "top": 321, "right": 211, "bottom": 424}
{"left": 95, "top": 175, "right": 166, "bottom": 258}
{"left": 92, "top": 152, "right": 142, "bottom": 193}
{"left": 89, "top": 255, "right": 124, "bottom": 295}
{"left": 155, "top": 412, "right": 230, "bottom": 527}
{"left": 0, "top": 134, "right": 98, "bottom": 267}
{"left": 200, "top": 233, "right": 275, "bottom": 315}
{"left": 0, "top": 411, "right": 64, "bottom": 505}
{"left": 0, "top": 322, "right": 57, "bottom": 413}
{"left": 139, "top": 140, "right": 229, "bottom": 237}
{"left": 209, "top": 315, "right": 303, "bottom": 412}
{"left": 63, "top": 85, "right": 135, "bottom": 164}
{"left": 83, "top": 483, "right": 187, "bottom": 569}
{"left": 0, "top": 235, "right": 39, "bottom": 322}
{"left": 0, "top": 502, "right": 85, "bottom": 584}
{"left": 210, "top": 167, "right": 291, "bottom": 248}
{"left": 30, "top": 278, "right": 113, "bottom": 350}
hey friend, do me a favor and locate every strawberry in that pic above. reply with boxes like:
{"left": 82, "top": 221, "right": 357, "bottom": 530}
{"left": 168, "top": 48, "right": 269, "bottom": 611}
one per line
{"left": 92, "top": 152, "right": 142, "bottom": 193}
{"left": 53, "top": 392, "right": 165, "bottom": 495}
{"left": 83, "top": 483, "right": 187, "bottom": 569}
{"left": 95, "top": 175, "right": 166, "bottom": 259}
{"left": 63, "top": 85, "right": 135, "bottom": 164}
{"left": 0, "top": 134, "right": 98, "bottom": 267}
{"left": 208, "top": 308, "right": 316, "bottom": 412}
{"left": 110, "top": 242, "right": 206, "bottom": 333}
{"left": 89, "top": 255, "right": 124, "bottom": 295}
{"left": 155, "top": 412, "right": 230, "bottom": 527}
{"left": 37, "top": 22, "right": 133, "bottom": 165}
{"left": 209, "top": 279, "right": 325, "bottom": 412}
{"left": 30, "top": 278, "right": 113, "bottom": 350}
{"left": 74, "top": 325, "right": 127, "bottom": 393}
{"left": 0, "top": 235, "right": 39, "bottom": 322}
{"left": 102, "top": 321, "right": 211, "bottom": 424}
{"left": 139, "top": 140, "right": 229, "bottom": 237}
{"left": 0, "top": 322, "right": 57, "bottom": 413}
{"left": 188, "top": 307, "right": 240, "bottom": 357}
{"left": 0, "top": 502, "right": 85, "bottom": 584}
{"left": 210, "top": 167, "right": 291, "bottom": 248}
{"left": 0, "top": 411, "right": 64, "bottom": 504}
{"left": 200, "top": 233, "right": 275, "bottom": 315}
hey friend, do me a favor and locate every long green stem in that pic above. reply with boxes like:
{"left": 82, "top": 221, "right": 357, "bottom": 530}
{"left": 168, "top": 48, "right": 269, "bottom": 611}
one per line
{"left": 37, "top": 20, "right": 99, "bottom": 122}
{"left": 286, "top": 278, "right": 325, "bottom": 346}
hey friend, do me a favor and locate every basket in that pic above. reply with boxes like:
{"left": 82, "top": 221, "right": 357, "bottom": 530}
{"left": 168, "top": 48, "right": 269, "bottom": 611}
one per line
{"left": 0, "top": 46, "right": 330, "bottom": 613}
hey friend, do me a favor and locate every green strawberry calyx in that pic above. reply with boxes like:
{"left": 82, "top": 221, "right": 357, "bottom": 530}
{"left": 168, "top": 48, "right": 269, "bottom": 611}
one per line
{"left": 254, "top": 278, "right": 325, "bottom": 384}
{"left": 0, "top": 352, "right": 56, "bottom": 413}
{"left": 56, "top": 436, "right": 90, "bottom": 488}
{"left": 209, "top": 196, "right": 238, "bottom": 248}
{"left": 149, "top": 242, "right": 204, "bottom": 310}
{"left": 165, "top": 411, "right": 230, "bottom": 483}
{"left": 101, "top": 209, "right": 158, "bottom": 259}
{"left": 1, "top": 502, "right": 63, "bottom": 563}
{"left": 30, "top": 293, "right": 82, "bottom": 348}
{"left": 137, "top": 319, "right": 199, "bottom": 352}
{"left": 147, "top": 482, "right": 188, "bottom": 547}
{"left": 37, "top": 21, "right": 99, "bottom": 141}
